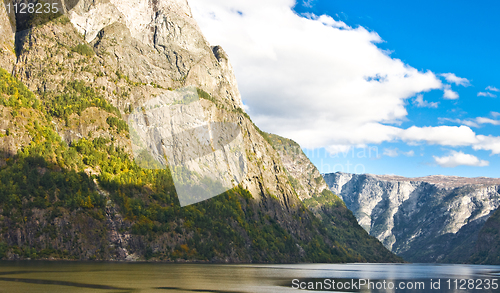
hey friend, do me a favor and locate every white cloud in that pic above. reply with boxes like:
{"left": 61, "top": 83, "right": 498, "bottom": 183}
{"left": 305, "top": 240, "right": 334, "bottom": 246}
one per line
{"left": 384, "top": 148, "right": 399, "bottom": 157}
{"left": 492, "top": 111, "right": 500, "bottom": 118}
{"left": 189, "top": 0, "right": 442, "bottom": 149}
{"left": 478, "top": 92, "right": 497, "bottom": 98}
{"left": 242, "top": 102, "right": 250, "bottom": 112}
{"left": 475, "top": 117, "right": 500, "bottom": 126}
{"left": 460, "top": 120, "right": 480, "bottom": 128}
{"left": 440, "top": 73, "right": 470, "bottom": 86}
{"left": 434, "top": 151, "right": 489, "bottom": 168}
{"left": 382, "top": 147, "right": 414, "bottom": 158}
{"left": 400, "top": 125, "right": 478, "bottom": 146}
{"left": 439, "top": 116, "right": 500, "bottom": 128}
{"left": 306, "top": 14, "right": 348, "bottom": 29}
{"left": 438, "top": 118, "right": 479, "bottom": 128}
{"left": 473, "top": 136, "right": 500, "bottom": 155}
{"left": 413, "top": 94, "right": 438, "bottom": 108}
{"left": 325, "top": 145, "right": 352, "bottom": 155}
{"left": 302, "top": 0, "right": 315, "bottom": 8}
{"left": 189, "top": 0, "right": 500, "bottom": 158}
{"left": 403, "top": 150, "right": 415, "bottom": 157}
{"left": 486, "top": 86, "right": 499, "bottom": 92}
{"left": 443, "top": 85, "right": 459, "bottom": 100}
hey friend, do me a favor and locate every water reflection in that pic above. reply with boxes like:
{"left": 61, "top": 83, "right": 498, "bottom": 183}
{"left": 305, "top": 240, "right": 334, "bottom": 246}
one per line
{"left": 0, "top": 262, "right": 499, "bottom": 292}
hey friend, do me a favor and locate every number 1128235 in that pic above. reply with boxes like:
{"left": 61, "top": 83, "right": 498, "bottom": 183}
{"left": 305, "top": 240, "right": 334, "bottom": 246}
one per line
{"left": 5, "top": 2, "right": 59, "bottom": 14}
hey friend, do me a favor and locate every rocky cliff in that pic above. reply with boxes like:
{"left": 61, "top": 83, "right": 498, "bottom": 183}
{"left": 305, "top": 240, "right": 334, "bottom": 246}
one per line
{"left": 0, "top": 0, "right": 399, "bottom": 262}
{"left": 0, "top": 0, "right": 15, "bottom": 72}
{"left": 268, "top": 135, "right": 402, "bottom": 262}
{"left": 323, "top": 172, "right": 500, "bottom": 263}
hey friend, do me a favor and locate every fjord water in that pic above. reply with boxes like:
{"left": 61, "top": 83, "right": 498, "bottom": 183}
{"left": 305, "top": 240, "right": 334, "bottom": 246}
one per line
{"left": 0, "top": 262, "right": 499, "bottom": 292}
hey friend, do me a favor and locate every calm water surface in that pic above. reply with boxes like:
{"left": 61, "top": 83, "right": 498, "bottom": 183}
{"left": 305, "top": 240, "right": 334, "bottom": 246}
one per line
{"left": 0, "top": 262, "right": 499, "bottom": 292}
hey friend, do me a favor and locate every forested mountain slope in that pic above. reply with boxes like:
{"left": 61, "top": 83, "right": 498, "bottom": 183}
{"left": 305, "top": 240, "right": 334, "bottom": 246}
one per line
{"left": 0, "top": 0, "right": 399, "bottom": 262}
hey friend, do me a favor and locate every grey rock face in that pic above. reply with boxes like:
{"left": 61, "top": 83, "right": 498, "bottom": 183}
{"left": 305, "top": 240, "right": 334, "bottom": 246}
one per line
{"left": 68, "top": 0, "right": 243, "bottom": 109}
{"left": 0, "top": 0, "right": 333, "bottom": 261}
{"left": 9, "top": 0, "right": 282, "bottom": 205}
{"left": 0, "top": 3, "right": 15, "bottom": 72}
{"left": 267, "top": 134, "right": 329, "bottom": 201}
{"left": 324, "top": 172, "right": 500, "bottom": 262}
{"left": 127, "top": 86, "right": 248, "bottom": 206}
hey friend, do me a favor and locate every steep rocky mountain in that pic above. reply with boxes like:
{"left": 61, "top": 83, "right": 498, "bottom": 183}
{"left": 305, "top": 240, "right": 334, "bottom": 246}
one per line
{"left": 0, "top": 0, "right": 399, "bottom": 262}
{"left": 323, "top": 172, "right": 500, "bottom": 263}
{"left": 268, "top": 134, "right": 401, "bottom": 262}
{"left": 0, "top": 2, "right": 15, "bottom": 73}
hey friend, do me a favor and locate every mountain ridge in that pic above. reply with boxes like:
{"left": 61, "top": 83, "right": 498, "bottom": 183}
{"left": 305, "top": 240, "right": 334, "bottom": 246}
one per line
{"left": 359, "top": 173, "right": 500, "bottom": 188}
{"left": 323, "top": 171, "right": 500, "bottom": 263}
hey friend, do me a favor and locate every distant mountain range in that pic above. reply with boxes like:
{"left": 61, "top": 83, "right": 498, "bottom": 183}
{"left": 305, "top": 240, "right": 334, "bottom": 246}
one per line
{"left": 323, "top": 172, "right": 500, "bottom": 264}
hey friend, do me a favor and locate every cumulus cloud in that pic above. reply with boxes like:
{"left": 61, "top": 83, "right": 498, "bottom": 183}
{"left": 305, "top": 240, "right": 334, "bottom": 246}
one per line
{"left": 400, "top": 125, "right": 478, "bottom": 146}
{"left": 413, "top": 94, "right": 438, "bottom": 108}
{"left": 434, "top": 151, "right": 489, "bottom": 168}
{"left": 473, "top": 136, "right": 500, "bottom": 155}
{"left": 440, "top": 73, "right": 470, "bottom": 86}
{"left": 478, "top": 92, "right": 497, "bottom": 98}
{"left": 439, "top": 73, "right": 468, "bottom": 100}
{"left": 443, "top": 85, "right": 459, "bottom": 100}
{"left": 189, "top": 0, "right": 500, "bottom": 158}
{"left": 189, "top": 0, "right": 442, "bottom": 149}
{"left": 399, "top": 127, "right": 498, "bottom": 156}
{"left": 486, "top": 86, "right": 499, "bottom": 92}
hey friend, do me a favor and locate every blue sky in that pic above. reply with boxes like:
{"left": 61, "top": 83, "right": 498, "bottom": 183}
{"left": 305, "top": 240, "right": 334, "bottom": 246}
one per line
{"left": 189, "top": 0, "right": 500, "bottom": 178}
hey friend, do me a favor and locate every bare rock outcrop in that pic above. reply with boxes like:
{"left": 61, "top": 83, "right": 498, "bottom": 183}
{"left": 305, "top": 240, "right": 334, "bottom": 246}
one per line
{"left": 324, "top": 172, "right": 500, "bottom": 263}
{"left": 0, "top": 3, "right": 15, "bottom": 72}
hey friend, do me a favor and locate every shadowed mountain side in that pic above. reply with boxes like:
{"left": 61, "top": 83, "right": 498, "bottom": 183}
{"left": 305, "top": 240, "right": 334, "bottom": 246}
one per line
{"left": 0, "top": 64, "right": 380, "bottom": 263}
{"left": 469, "top": 207, "right": 500, "bottom": 264}
{"left": 267, "top": 134, "right": 402, "bottom": 263}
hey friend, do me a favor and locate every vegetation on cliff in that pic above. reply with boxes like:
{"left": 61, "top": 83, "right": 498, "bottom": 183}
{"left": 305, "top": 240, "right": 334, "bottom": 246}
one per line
{"left": 0, "top": 0, "right": 403, "bottom": 263}
{"left": 469, "top": 207, "right": 500, "bottom": 264}
{"left": 0, "top": 68, "right": 400, "bottom": 262}
{"left": 267, "top": 133, "right": 402, "bottom": 263}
